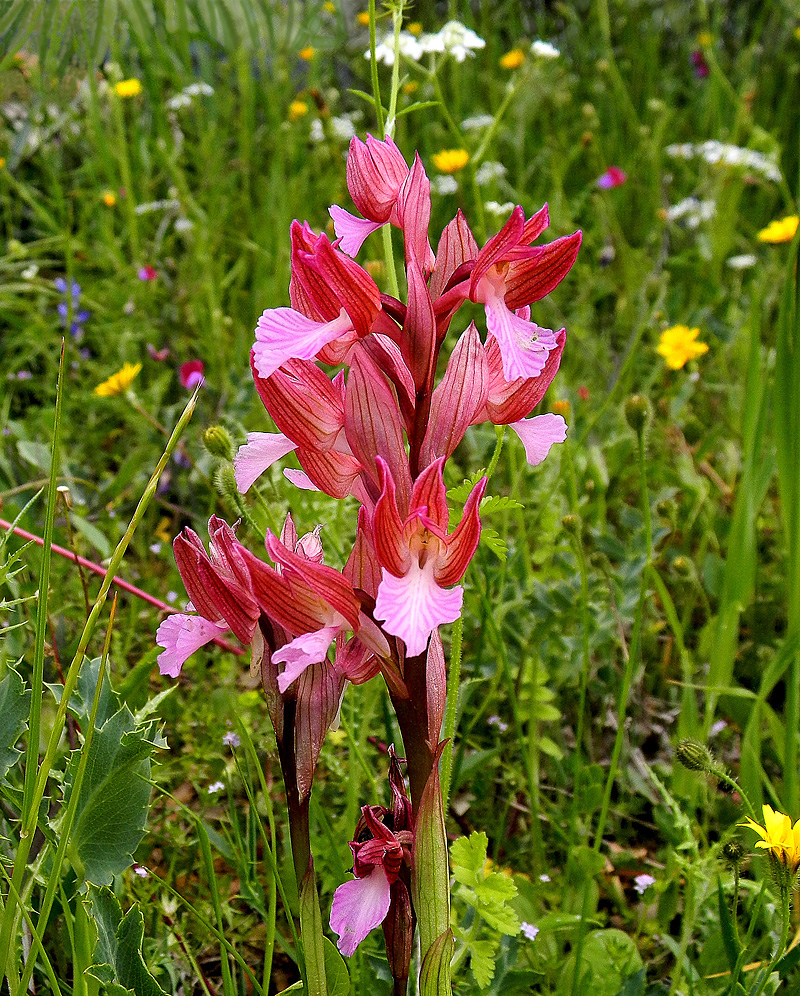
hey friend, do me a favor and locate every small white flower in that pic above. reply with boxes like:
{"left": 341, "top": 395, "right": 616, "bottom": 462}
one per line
{"left": 531, "top": 40, "right": 560, "bottom": 59}
{"left": 462, "top": 114, "right": 495, "bottom": 131}
{"left": 21, "top": 264, "right": 39, "bottom": 280}
{"left": 709, "top": 719, "right": 728, "bottom": 736}
{"left": 634, "top": 873, "right": 656, "bottom": 895}
{"left": 149, "top": 542, "right": 162, "bottom": 554}
{"left": 134, "top": 198, "right": 181, "bottom": 215}
{"left": 726, "top": 253, "right": 757, "bottom": 270}
{"left": 430, "top": 175, "right": 459, "bottom": 195}
{"left": 208, "top": 780, "right": 226, "bottom": 794}
{"left": 133, "top": 865, "right": 149, "bottom": 878}
{"left": 487, "top": 715, "right": 509, "bottom": 733}
{"left": 475, "top": 161, "right": 507, "bottom": 185}
{"left": 309, "top": 118, "right": 325, "bottom": 143}
{"left": 330, "top": 115, "right": 356, "bottom": 142}
{"left": 484, "top": 200, "right": 516, "bottom": 217}
{"left": 223, "top": 731, "right": 241, "bottom": 748}
{"left": 166, "top": 590, "right": 179, "bottom": 603}
{"left": 664, "top": 197, "right": 716, "bottom": 229}
{"left": 174, "top": 217, "right": 194, "bottom": 233}
{"left": 539, "top": 873, "right": 551, "bottom": 882}
{"left": 367, "top": 31, "right": 424, "bottom": 65}
{"left": 419, "top": 21, "right": 485, "bottom": 62}
{"left": 520, "top": 921, "right": 540, "bottom": 941}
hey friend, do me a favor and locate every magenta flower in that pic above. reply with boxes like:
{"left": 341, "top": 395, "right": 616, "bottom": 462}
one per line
{"left": 156, "top": 517, "right": 260, "bottom": 676}
{"left": 691, "top": 50, "right": 709, "bottom": 78}
{"left": 372, "top": 457, "right": 486, "bottom": 657}
{"left": 137, "top": 264, "right": 158, "bottom": 281}
{"left": 466, "top": 205, "right": 582, "bottom": 382}
{"left": 331, "top": 799, "right": 412, "bottom": 957}
{"left": 596, "top": 166, "right": 627, "bottom": 189}
{"left": 179, "top": 359, "right": 204, "bottom": 389}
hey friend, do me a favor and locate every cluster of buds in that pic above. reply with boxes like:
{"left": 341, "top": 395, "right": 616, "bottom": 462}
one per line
{"left": 156, "top": 133, "right": 580, "bottom": 969}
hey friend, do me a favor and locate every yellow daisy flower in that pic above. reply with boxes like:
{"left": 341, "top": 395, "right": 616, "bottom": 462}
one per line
{"left": 323, "top": 1, "right": 336, "bottom": 11}
{"left": 656, "top": 325, "right": 709, "bottom": 370}
{"left": 742, "top": 805, "right": 800, "bottom": 874}
{"left": 102, "top": 190, "right": 117, "bottom": 206}
{"left": 356, "top": 11, "right": 370, "bottom": 26}
{"left": 432, "top": 149, "right": 469, "bottom": 174}
{"left": 94, "top": 362, "right": 142, "bottom": 397}
{"left": 408, "top": 22, "right": 423, "bottom": 36}
{"left": 288, "top": 100, "right": 309, "bottom": 122}
{"left": 114, "top": 78, "right": 142, "bottom": 98}
{"left": 697, "top": 32, "right": 713, "bottom": 46}
{"left": 757, "top": 215, "right": 799, "bottom": 244}
{"left": 403, "top": 81, "right": 418, "bottom": 95}
{"left": 298, "top": 46, "right": 316, "bottom": 61}
{"left": 500, "top": 48, "right": 526, "bottom": 69}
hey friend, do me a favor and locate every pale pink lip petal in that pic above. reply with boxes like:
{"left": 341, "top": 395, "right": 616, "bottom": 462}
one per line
{"left": 330, "top": 865, "right": 392, "bottom": 957}
{"left": 156, "top": 613, "right": 228, "bottom": 678}
{"left": 234, "top": 432, "right": 298, "bottom": 493}
{"left": 283, "top": 468, "right": 319, "bottom": 491}
{"left": 485, "top": 296, "right": 559, "bottom": 382}
{"left": 329, "top": 205, "right": 382, "bottom": 257}
{"left": 273, "top": 624, "right": 341, "bottom": 693}
{"left": 253, "top": 308, "right": 353, "bottom": 379}
{"left": 374, "top": 563, "right": 463, "bottom": 658}
{"left": 509, "top": 413, "right": 567, "bottom": 466}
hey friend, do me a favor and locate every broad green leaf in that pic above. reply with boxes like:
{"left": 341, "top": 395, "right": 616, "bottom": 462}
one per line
{"left": 84, "top": 886, "right": 168, "bottom": 996}
{"left": 54, "top": 704, "right": 165, "bottom": 886}
{"left": 48, "top": 656, "right": 120, "bottom": 729}
{"left": 16, "top": 440, "right": 52, "bottom": 472}
{"left": 275, "top": 942, "right": 349, "bottom": 996}
{"left": 468, "top": 938, "right": 498, "bottom": 988}
{"left": 450, "top": 831, "right": 488, "bottom": 878}
{"left": 70, "top": 513, "right": 112, "bottom": 558}
{"left": 560, "top": 929, "right": 644, "bottom": 996}
{"left": 0, "top": 667, "right": 30, "bottom": 781}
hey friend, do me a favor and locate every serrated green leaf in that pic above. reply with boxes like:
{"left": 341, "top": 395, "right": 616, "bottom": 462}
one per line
{"left": 475, "top": 903, "right": 520, "bottom": 936}
{"left": 468, "top": 938, "right": 498, "bottom": 988}
{"left": 475, "top": 873, "right": 517, "bottom": 904}
{"left": 85, "top": 886, "right": 168, "bottom": 996}
{"left": 0, "top": 667, "right": 30, "bottom": 780}
{"left": 48, "top": 657, "right": 120, "bottom": 728}
{"left": 479, "top": 495, "right": 524, "bottom": 515}
{"left": 450, "top": 831, "right": 488, "bottom": 878}
{"left": 447, "top": 470, "right": 487, "bottom": 505}
{"left": 54, "top": 704, "right": 163, "bottom": 886}
{"left": 480, "top": 528, "right": 508, "bottom": 562}
{"left": 717, "top": 876, "right": 741, "bottom": 973}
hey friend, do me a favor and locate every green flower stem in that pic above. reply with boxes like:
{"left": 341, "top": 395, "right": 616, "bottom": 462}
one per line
{"left": 440, "top": 614, "right": 463, "bottom": 807}
{"left": 750, "top": 884, "right": 792, "bottom": 996}
{"left": 367, "top": 0, "right": 384, "bottom": 137}
{"left": 0, "top": 386, "right": 199, "bottom": 979}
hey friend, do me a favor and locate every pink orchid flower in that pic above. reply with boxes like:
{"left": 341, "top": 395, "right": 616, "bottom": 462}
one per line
{"left": 241, "top": 529, "right": 388, "bottom": 692}
{"left": 252, "top": 228, "right": 381, "bottom": 379}
{"left": 156, "top": 516, "right": 260, "bottom": 677}
{"left": 330, "top": 134, "right": 435, "bottom": 270}
{"left": 372, "top": 457, "right": 486, "bottom": 657}
{"left": 467, "top": 205, "right": 582, "bottom": 383}
{"left": 330, "top": 805, "right": 412, "bottom": 957}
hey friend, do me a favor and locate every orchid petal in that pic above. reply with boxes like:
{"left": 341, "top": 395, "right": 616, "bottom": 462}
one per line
{"left": 330, "top": 865, "right": 392, "bottom": 957}
{"left": 485, "top": 296, "right": 559, "bottom": 382}
{"left": 156, "top": 614, "right": 227, "bottom": 678}
{"left": 274, "top": 624, "right": 341, "bottom": 692}
{"left": 330, "top": 206, "right": 382, "bottom": 257}
{"left": 374, "top": 564, "right": 463, "bottom": 658}
{"left": 509, "top": 413, "right": 568, "bottom": 466}
{"left": 253, "top": 308, "right": 353, "bottom": 379}
{"left": 234, "top": 432, "right": 297, "bottom": 493}
{"left": 284, "top": 468, "right": 319, "bottom": 490}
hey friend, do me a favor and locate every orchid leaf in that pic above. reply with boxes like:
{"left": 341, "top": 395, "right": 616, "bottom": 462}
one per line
{"left": 0, "top": 667, "right": 30, "bottom": 781}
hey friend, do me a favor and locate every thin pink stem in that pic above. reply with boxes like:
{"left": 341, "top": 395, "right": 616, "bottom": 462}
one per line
{"left": 0, "top": 517, "right": 244, "bottom": 656}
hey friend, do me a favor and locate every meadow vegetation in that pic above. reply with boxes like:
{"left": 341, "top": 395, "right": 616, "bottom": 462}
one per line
{"left": 2, "top": 1, "right": 800, "bottom": 993}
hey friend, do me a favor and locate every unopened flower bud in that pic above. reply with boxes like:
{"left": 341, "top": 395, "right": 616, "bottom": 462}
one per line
{"left": 676, "top": 738, "right": 715, "bottom": 773}
{"left": 204, "top": 425, "right": 235, "bottom": 461}
{"left": 722, "top": 840, "right": 747, "bottom": 868}
{"left": 673, "top": 556, "right": 694, "bottom": 578}
{"left": 624, "top": 394, "right": 650, "bottom": 434}
{"left": 214, "top": 464, "right": 243, "bottom": 513}
{"left": 562, "top": 513, "right": 581, "bottom": 536}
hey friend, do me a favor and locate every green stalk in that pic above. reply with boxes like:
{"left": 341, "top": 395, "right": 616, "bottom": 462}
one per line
{"left": 0, "top": 386, "right": 199, "bottom": 977}
{"left": 21, "top": 340, "right": 65, "bottom": 820}
{"left": 18, "top": 598, "right": 119, "bottom": 995}
{"left": 439, "top": 614, "right": 463, "bottom": 807}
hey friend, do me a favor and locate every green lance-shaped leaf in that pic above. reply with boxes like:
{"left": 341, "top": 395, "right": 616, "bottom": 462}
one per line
{"left": 0, "top": 667, "right": 30, "bottom": 781}
{"left": 84, "top": 886, "right": 168, "bottom": 996}
{"left": 412, "top": 743, "right": 450, "bottom": 964}
{"left": 419, "top": 929, "right": 454, "bottom": 996}
{"left": 53, "top": 701, "right": 165, "bottom": 886}
{"left": 298, "top": 859, "right": 327, "bottom": 996}
{"left": 717, "top": 875, "right": 742, "bottom": 973}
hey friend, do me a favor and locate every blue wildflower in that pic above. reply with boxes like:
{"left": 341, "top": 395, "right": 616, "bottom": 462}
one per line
{"left": 55, "top": 277, "right": 90, "bottom": 340}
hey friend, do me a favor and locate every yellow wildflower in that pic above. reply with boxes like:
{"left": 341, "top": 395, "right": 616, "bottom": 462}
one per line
{"left": 102, "top": 190, "right": 116, "bottom": 206}
{"left": 757, "top": 215, "right": 799, "bottom": 244}
{"left": 657, "top": 325, "right": 709, "bottom": 370}
{"left": 356, "top": 11, "right": 370, "bottom": 26}
{"left": 552, "top": 399, "right": 570, "bottom": 417}
{"left": 298, "top": 46, "right": 315, "bottom": 61}
{"left": 0, "top": 157, "right": 5, "bottom": 169}
{"left": 500, "top": 48, "right": 526, "bottom": 69}
{"left": 94, "top": 362, "right": 142, "bottom": 397}
{"left": 697, "top": 32, "right": 713, "bottom": 46}
{"left": 742, "top": 805, "right": 800, "bottom": 875}
{"left": 114, "top": 78, "right": 142, "bottom": 98}
{"left": 408, "top": 22, "right": 423, "bottom": 36}
{"left": 795, "top": 26, "right": 800, "bottom": 40}
{"left": 432, "top": 149, "right": 469, "bottom": 174}
{"left": 323, "top": 1, "right": 336, "bottom": 11}
{"left": 403, "top": 81, "right": 418, "bottom": 95}
{"left": 288, "top": 100, "right": 309, "bottom": 122}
